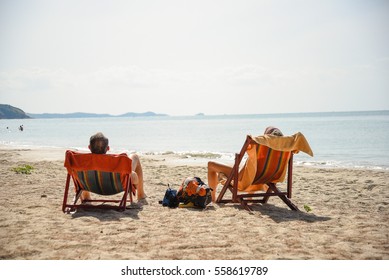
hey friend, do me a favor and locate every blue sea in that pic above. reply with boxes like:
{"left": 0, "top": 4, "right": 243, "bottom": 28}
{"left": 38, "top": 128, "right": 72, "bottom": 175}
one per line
{"left": 1, "top": 111, "right": 389, "bottom": 170}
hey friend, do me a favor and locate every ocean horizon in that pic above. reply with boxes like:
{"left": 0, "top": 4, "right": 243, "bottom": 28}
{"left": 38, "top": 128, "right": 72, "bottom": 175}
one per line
{"left": 1, "top": 110, "right": 389, "bottom": 170}
{"left": 23, "top": 109, "right": 389, "bottom": 119}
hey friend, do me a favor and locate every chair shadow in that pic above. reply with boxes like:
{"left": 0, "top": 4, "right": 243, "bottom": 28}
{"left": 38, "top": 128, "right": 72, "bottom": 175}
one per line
{"left": 220, "top": 203, "right": 331, "bottom": 223}
{"left": 256, "top": 204, "right": 331, "bottom": 223}
{"left": 179, "top": 205, "right": 217, "bottom": 212}
{"left": 69, "top": 203, "right": 143, "bottom": 221}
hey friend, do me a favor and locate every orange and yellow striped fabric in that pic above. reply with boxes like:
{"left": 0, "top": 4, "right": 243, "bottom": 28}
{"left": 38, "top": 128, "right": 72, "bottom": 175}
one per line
{"left": 237, "top": 144, "right": 291, "bottom": 193}
{"left": 252, "top": 144, "right": 291, "bottom": 185}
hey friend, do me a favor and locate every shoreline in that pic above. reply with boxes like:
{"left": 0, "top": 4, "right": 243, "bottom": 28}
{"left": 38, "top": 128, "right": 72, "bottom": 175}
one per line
{"left": 0, "top": 146, "right": 388, "bottom": 260}
{"left": 1, "top": 144, "right": 388, "bottom": 171}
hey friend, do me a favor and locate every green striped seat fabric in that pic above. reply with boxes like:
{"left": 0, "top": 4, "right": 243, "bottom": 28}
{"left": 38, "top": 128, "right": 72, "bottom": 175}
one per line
{"left": 76, "top": 170, "right": 125, "bottom": 195}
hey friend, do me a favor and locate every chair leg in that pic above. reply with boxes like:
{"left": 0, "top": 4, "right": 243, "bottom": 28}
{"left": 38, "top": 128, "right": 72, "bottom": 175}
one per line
{"left": 73, "top": 189, "right": 83, "bottom": 204}
{"left": 239, "top": 199, "right": 253, "bottom": 212}
{"left": 267, "top": 183, "right": 299, "bottom": 211}
{"left": 279, "top": 195, "right": 299, "bottom": 211}
{"left": 119, "top": 187, "right": 130, "bottom": 210}
{"left": 63, "top": 189, "right": 83, "bottom": 213}
{"left": 262, "top": 186, "right": 273, "bottom": 204}
{"left": 62, "top": 174, "right": 71, "bottom": 213}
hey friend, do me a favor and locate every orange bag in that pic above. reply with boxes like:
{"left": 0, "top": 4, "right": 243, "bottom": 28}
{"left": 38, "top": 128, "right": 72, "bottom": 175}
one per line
{"left": 177, "top": 177, "right": 212, "bottom": 208}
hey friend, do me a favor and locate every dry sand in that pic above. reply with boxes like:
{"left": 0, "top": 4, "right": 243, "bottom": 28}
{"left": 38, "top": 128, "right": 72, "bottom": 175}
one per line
{"left": 0, "top": 146, "right": 388, "bottom": 260}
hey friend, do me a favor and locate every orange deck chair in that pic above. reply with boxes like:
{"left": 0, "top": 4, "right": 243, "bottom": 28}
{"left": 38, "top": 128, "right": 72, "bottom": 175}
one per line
{"left": 216, "top": 132, "right": 313, "bottom": 211}
{"left": 63, "top": 150, "right": 135, "bottom": 213}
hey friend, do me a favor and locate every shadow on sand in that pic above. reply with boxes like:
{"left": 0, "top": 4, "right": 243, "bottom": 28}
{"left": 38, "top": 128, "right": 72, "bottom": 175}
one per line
{"left": 221, "top": 203, "right": 331, "bottom": 223}
{"left": 67, "top": 202, "right": 143, "bottom": 221}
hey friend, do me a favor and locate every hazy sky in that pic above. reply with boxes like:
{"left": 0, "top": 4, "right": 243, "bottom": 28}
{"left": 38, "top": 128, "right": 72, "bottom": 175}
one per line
{"left": 0, "top": 0, "right": 388, "bottom": 116}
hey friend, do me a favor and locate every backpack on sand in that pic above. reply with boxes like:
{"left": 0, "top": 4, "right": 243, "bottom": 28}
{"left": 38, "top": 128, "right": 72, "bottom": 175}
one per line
{"left": 160, "top": 186, "right": 179, "bottom": 208}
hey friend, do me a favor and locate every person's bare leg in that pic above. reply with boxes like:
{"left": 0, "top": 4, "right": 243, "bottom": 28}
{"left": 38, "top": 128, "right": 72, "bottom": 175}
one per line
{"left": 129, "top": 153, "right": 145, "bottom": 200}
{"left": 80, "top": 191, "right": 91, "bottom": 202}
{"left": 207, "top": 161, "right": 233, "bottom": 202}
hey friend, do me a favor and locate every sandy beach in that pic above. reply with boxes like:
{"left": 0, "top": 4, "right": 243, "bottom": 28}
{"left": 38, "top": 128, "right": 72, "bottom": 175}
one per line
{"left": 0, "top": 146, "right": 388, "bottom": 260}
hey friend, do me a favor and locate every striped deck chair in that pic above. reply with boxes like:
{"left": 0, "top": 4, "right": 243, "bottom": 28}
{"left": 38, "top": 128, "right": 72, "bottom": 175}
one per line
{"left": 216, "top": 133, "right": 313, "bottom": 211}
{"left": 62, "top": 150, "right": 135, "bottom": 213}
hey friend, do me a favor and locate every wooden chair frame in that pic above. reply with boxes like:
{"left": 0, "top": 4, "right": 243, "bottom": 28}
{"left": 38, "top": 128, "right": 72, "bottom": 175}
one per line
{"left": 216, "top": 135, "right": 299, "bottom": 211}
{"left": 62, "top": 151, "right": 134, "bottom": 213}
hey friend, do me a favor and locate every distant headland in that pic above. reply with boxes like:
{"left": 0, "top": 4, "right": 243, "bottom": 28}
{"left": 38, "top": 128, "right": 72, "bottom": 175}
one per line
{"left": 0, "top": 104, "right": 31, "bottom": 119}
{"left": 27, "top": 111, "right": 169, "bottom": 119}
{"left": 0, "top": 104, "right": 169, "bottom": 119}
